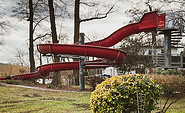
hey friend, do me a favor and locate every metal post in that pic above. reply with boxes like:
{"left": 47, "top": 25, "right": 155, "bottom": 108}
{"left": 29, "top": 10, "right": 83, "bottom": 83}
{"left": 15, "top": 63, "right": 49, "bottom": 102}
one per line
{"left": 180, "top": 51, "right": 183, "bottom": 68}
{"left": 113, "top": 67, "right": 115, "bottom": 76}
{"left": 79, "top": 33, "right": 85, "bottom": 90}
{"left": 56, "top": 72, "right": 58, "bottom": 87}
{"left": 163, "top": 30, "right": 171, "bottom": 68}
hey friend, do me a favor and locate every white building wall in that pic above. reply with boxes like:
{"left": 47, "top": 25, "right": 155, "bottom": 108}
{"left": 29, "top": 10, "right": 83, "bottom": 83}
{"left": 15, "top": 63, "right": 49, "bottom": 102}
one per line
{"left": 103, "top": 67, "right": 118, "bottom": 77}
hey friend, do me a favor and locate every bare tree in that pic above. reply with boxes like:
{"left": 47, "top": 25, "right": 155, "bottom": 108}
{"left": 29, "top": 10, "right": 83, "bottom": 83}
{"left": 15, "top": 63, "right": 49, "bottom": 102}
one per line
{"left": 74, "top": 0, "right": 117, "bottom": 43}
{"left": 12, "top": 0, "right": 71, "bottom": 73}
{"left": 73, "top": 0, "right": 118, "bottom": 85}
{"left": 74, "top": 0, "right": 80, "bottom": 43}
{"left": 28, "top": 0, "right": 36, "bottom": 72}
{"left": 48, "top": 0, "right": 61, "bottom": 87}
{"left": 0, "top": 0, "right": 12, "bottom": 52}
{"left": 118, "top": 36, "right": 153, "bottom": 74}
{"left": 0, "top": 1, "right": 11, "bottom": 36}
{"left": 15, "top": 49, "right": 29, "bottom": 66}
{"left": 12, "top": 0, "right": 43, "bottom": 72}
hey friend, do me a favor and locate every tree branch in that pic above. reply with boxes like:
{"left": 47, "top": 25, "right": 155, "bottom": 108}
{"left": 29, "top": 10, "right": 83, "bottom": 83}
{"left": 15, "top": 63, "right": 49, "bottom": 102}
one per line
{"left": 58, "top": 0, "right": 72, "bottom": 6}
{"left": 161, "top": 92, "right": 173, "bottom": 112}
{"left": 80, "top": 2, "right": 97, "bottom": 7}
{"left": 33, "top": 0, "right": 42, "bottom": 15}
{"left": 145, "top": 2, "right": 152, "bottom": 11}
{"left": 33, "top": 15, "right": 49, "bottom": 33}
{"left": 164, "top": 96, "right": 181, "bottom": 113}
{"left": 80, "top": 1, "right": 118, "bottom": 23}
{"left": 160, "top": 87, "right": 184, "bottom": 113}
{"left": 33, "top": 33, "right": 51, "bottom": 42}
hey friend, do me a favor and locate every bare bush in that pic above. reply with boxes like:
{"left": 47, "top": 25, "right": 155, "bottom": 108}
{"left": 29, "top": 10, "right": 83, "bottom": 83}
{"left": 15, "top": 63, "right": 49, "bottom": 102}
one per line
{"left": 86, "top": 76, "right": 104, "bottom": 90}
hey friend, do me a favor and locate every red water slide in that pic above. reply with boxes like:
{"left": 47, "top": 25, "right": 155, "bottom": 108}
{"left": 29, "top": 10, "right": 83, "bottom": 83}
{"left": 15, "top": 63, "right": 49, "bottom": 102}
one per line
{"left": 1, "top": 11, "right": 165, "bottom": 80}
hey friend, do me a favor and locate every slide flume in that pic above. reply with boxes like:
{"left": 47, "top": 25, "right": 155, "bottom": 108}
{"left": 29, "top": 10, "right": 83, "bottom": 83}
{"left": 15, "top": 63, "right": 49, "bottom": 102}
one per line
{"left": 1, "top": 11, "right": 165, "bottom": 80}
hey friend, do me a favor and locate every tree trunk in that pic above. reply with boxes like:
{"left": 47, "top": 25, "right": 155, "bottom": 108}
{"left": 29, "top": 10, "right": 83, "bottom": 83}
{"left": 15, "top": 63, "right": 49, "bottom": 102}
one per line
{"left": 73, "top": 0, "right": 80, "bottom": 85}
{"left": 48, "top": 0, "right": 58, "bottom": 44}
{"left": 29, "top": 0, "right": 35, "bottom": 72}
{"left": 74, "top": 0, "right": 80, "bottom": 44}
{"left": 48, "top": 0, "right": 60, "bottom": 87}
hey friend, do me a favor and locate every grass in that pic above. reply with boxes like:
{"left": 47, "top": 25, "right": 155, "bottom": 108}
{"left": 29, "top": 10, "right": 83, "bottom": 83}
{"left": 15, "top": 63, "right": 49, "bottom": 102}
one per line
{"left": 0, "top": 82, "right": 185, "bottom": 113}
{"left": 0, "top": 83, "right": 91, "bottom": 113}
{"left": 152, "top": 95, "right": 185, "bottom": 113}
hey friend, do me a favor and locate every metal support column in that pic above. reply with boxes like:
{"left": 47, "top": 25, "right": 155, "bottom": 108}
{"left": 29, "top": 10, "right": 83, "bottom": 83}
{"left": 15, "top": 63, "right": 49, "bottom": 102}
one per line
{"left": 180, "top": 51, "right": 183, "bottom": 68}
{"left": 55, "top": 72, "right": 58, "bottom": 87}
{"left": 79, "top": 33, "right": 85, "bottom": 90}
{"left": 163, "top": 30, "right": 171, "bottom": 68}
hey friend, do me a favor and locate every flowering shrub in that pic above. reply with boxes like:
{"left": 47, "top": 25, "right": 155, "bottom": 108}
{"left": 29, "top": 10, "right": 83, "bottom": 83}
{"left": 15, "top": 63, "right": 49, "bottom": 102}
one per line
{"left": 90, "top": 74, "right": 163, "bottom": 113}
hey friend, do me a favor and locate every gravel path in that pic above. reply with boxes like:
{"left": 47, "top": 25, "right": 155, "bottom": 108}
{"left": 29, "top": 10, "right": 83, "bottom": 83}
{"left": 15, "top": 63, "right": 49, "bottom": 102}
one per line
{"left": 0, "top": 82, "right": 91, "bottom": 93}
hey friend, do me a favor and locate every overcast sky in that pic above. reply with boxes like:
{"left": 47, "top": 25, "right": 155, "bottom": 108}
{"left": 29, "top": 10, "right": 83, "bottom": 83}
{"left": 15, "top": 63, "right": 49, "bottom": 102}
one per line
{"left": 0, "top": 0, "right": 132, "bottom": 65}
{"left": 1, "top": 0, "right": 28, "bottom": 64}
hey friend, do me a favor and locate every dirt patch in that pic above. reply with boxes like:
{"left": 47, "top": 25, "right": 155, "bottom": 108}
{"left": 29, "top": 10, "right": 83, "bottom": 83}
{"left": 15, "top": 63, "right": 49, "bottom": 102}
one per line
{"left": 40, "top": 97, "right": 75, "bottom": 102}
{"left": 2, "top": 100, "right": 25, "bottom": 104}
{"left": 0, "top": 105, "right": 15, "bottom": 108}
{"left": 1, "top": 100, "right": 35, "bottom": 104}
{"left": 23, "top": 93, "right": 42, "bottom": 98}
{"left": 23, "top": 94, "right": 32, "bottom": 98}
{"left": 33, "top": 93, "right": 42, "bottom": 97}
{"left": 73, "top": 103, "right": 90, "bottom": 110}
{"left": 41, "top": 97, "right": 62, "bottom": 101}
{"left": 56, "top": 85, "right": 94, "bottom": 92}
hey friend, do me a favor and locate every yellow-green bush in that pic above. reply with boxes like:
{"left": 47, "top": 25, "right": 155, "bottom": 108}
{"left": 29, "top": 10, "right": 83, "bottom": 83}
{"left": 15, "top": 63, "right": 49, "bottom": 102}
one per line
{"left": 90, "top": 74, "right": 163, "bottom": 113}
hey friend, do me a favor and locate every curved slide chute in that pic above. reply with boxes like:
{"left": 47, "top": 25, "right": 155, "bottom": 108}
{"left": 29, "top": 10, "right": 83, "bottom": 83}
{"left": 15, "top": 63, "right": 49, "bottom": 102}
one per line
{"left": 86, "top": 11, "right": 165, "bottom": 47}
{"left": 11, "top": 45, "right": 126, "bottom": 80}
{"left": 1, "top": 11, "right": 165, "bottom": 80}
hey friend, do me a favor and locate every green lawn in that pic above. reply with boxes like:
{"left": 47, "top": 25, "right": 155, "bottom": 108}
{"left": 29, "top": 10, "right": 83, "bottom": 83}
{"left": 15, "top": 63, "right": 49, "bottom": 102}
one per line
{"left": 0, "top": 83, "right": 185, "bottom": 113}
{"left": 0, "top": 83, "right": 91, "bottom": 113}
